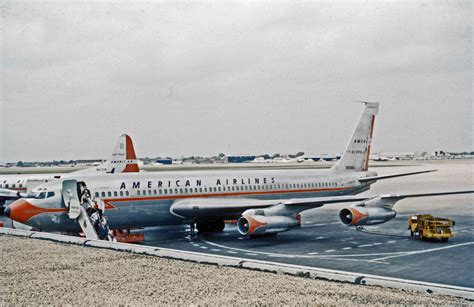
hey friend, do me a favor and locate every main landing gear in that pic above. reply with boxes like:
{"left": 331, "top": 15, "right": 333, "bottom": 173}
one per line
{"left": 190, "top": 221, "right": 225, "bottom": 236}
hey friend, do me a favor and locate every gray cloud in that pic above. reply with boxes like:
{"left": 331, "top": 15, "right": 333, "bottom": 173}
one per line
{"left": 0, "top": 1, "right": 471, "bottom": 161}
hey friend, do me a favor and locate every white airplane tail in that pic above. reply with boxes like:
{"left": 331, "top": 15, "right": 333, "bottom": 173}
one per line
{"left": 332, "top": 102, "right": 379, "bottom": 172}
{"left": 106, "top": 134, "right": 140, "bottom": 173}
{"left": 74, "top": 134, "right": 140, "bottom": 175}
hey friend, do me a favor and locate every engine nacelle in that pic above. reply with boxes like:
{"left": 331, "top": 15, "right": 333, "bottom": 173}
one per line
{"left": 237, "top": 209, "right": 300, "bottom": 236}
{"left": 339, "top": 205, "right": 396, "bottom": 226}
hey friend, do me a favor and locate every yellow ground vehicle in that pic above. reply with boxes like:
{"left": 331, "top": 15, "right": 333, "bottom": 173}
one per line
{"left": 408, "top": 214, "right": 455, "bottom": 242}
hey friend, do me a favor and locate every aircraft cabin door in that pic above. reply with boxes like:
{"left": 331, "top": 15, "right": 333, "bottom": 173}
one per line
{"left": 62, "top": 179, "right": 99, "bottom": 240}
{"left": 62, "top": 179, "right": 81, "bottom": 219}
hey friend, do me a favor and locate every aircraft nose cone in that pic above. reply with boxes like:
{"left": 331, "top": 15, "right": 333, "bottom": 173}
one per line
{"left": 7, "top": 199, "right": 37, "bottom": 224}
{"left": 4, "top": 206, "right": 11, "bottom": 218}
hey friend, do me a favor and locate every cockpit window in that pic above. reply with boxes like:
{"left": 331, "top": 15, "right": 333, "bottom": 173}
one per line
{"left": 38, "top": 192, "right": 46, "bottom": 199}
{"left": 47, "top": 191, "right": 55, "bottom": 198}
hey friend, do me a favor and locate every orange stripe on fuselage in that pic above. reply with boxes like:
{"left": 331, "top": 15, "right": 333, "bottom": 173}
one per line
{"left": 103, "top": 186, "right": 352, "bottom": 203}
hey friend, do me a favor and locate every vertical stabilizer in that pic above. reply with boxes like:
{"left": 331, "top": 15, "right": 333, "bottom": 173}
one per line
{"left": 331, "top": 102, "right": 379, "bottom": 172}
{"left": 107, "top": 134, "right": 140, "bottom": 173}
{"left": 72, "top": 134, "right": 140, "bottom": 175}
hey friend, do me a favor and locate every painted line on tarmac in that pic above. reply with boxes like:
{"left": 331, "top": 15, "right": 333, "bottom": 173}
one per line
{"left": 198, "top": 236, "right": 415, "bottom": 259}
{"left": 150, "top": 238, "right": 189, "bottom": 244}
{"left": 372, "top": 242, "right": 474, "bottom": 262}
{"left": 302, "top": 222, "right": 340, "bottom": 228}
{"left": 199, "top": 236, "right": 474, "bottom": 263}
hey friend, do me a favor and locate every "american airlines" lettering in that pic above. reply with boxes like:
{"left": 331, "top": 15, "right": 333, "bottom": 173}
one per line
{"left": 120, "top": 177, "right": 276, "bottom": 190}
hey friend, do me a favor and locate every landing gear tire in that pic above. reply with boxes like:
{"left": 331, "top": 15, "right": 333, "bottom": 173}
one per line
{"left": 196, "top": 223, "right": 210, "bottom": 233}
{"left": 441, "top": 237, "right": 448, "bottom": 242}
{"left": 196, "top": 221, "right": 225, "bottom": 233}
{"left": 214, "top": 221, "right": 225, "bottom": 232}
{"left": 419, "top": 231, "right": 424, "bottom": 241}
{"left": 410, "top": 230, "right": 414, "bottom": 237}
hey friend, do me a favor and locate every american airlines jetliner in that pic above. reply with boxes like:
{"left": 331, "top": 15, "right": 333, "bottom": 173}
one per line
{"left": 5, "top": 103, "right": 473, "bottom": 237}
{"left": 0, "top": 134, "right": 140, "bottom": 211}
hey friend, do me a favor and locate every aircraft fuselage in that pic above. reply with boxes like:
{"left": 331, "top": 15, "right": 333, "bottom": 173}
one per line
{"left": 6, "top": 168, "right": 376, "bottom": 232}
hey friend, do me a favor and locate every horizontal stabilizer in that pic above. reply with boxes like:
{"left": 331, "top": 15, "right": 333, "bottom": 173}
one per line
{"left": 0, "top": 188, "right": 24, "bottom": 201}
{"left": 358, "top": 169, "right": 437, "bottom": 182}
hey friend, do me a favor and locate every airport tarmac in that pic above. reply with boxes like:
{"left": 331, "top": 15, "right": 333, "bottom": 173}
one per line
{"left": 139, "top": 161, "right": 473, "bottom": 288}
{"left": 1, "top": 161, "right": 472, "bottom": 291}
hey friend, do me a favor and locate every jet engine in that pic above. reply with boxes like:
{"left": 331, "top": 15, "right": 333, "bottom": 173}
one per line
{"left": 237, "top": 209, "right": 300, "bottom": 236}
{"left": 339, "top": 205, "right": 396, "bottom": 226}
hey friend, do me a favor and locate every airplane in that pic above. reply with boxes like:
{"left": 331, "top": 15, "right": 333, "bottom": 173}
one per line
{"left": 370, "top": 153, "right": 396, "bottom": 162}
{"left": 5, "top": 103, "right": 473, "bottom": 237}
{"left": 0, "top": 134, "right": 140, "bottom": 214}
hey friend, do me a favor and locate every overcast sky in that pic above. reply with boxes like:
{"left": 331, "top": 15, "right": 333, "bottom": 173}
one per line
{"left": 0, "top": 1, "right": 471, "bottom": 161}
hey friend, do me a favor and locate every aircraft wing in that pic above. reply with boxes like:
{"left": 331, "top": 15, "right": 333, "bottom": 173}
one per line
{"left": 371, "top": 190, "right": 474, "bottom": 208}
{"left": 170, "top": 195, "right": 372, "bottom": 220}
{"left": 358, "top": 169, "right": 437, "bottom": 182}
{"left": 170, "top": 190, "right": 473, "bottom": 221}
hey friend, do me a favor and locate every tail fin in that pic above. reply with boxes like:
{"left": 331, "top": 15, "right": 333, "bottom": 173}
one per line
{"left": 107, "top": 134, "right": 140, "bottom": 173}
{"left": 331, "top": 102, "right": 379, "bottom": 172}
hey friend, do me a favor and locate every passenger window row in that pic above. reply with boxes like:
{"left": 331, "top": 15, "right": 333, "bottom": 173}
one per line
{"left": 0, "top": 183, "right": 24, "bottom": 188}
{"left": 95, "top": 190, "right": 130, "bottom": 199}
{"left": 91, "top": 181, "right": 339, "bottom": 199}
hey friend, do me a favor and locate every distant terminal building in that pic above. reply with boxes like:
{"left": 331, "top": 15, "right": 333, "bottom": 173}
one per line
{"left": 321, "top": 155, "right": 341, "bottom": 161}
{"left": 226, "top": 155, "right": 256, "bottom": 163}
{"left": 155, "top": 158, "right": 173, "bottom": 165}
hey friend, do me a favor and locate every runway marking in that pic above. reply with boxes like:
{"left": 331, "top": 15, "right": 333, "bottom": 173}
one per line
{"left": 325, "top": 250, "right": 336, "bottom": 253}
{"left": 198, "top": 236, "right": 425, "bottom": 259}
{"left": 200, "top": 246, "right": 208, "bottom": 249}
{"left": 315, "top": 236, "right": 325, "bottom": 240}
{"left": 198, "top": 236, "right": 472, "bottom": 262}
{"left": 358, "top": 244, "right": 373, "bottom": 248}
{"left": 387, "top": 240, "right": 397, "bottom": 244}
{"left": 372, "top": 242, "right": 474, "bottom": 262}
{"left": 151, "top": 238, "right": 189, "bottom": 244}
{"left": 211, "top": 249, "right": 221, "bottom": 252}
{"left": 373, "top": 243, "right": 382, "bottom": 246}
{"left": 246, "top": 253, "right": 258, "bottom": 256}
{"left": 302, "top": 222, "right": 340, "bottom": 228}
{"left": 342, "top": 247, "right": 352, "bottom": 250}
{"left": 308, "top": 252, "right": 319, "bottom": 255}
